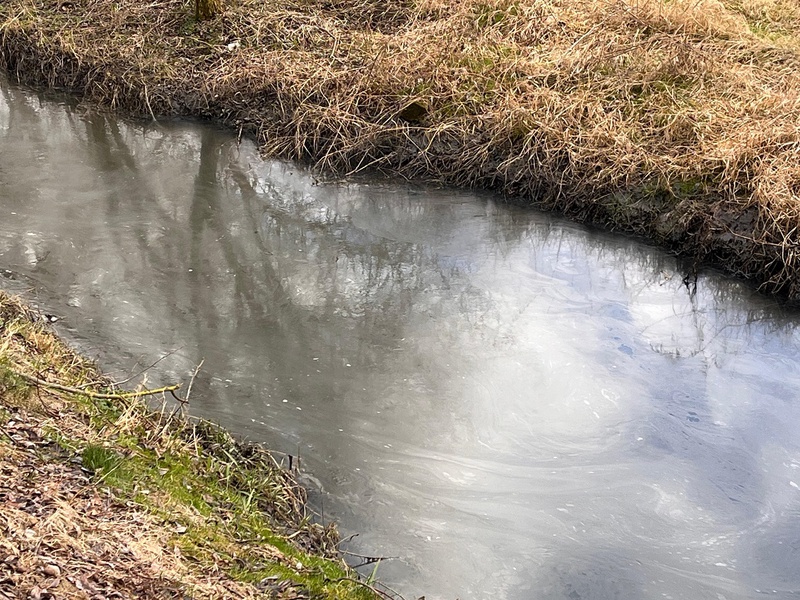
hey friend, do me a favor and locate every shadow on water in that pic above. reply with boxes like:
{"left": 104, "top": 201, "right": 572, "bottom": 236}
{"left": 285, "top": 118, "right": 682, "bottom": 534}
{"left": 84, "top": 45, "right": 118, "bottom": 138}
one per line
{"left": 2, "top": 76, "right": 800, "bottom": 599}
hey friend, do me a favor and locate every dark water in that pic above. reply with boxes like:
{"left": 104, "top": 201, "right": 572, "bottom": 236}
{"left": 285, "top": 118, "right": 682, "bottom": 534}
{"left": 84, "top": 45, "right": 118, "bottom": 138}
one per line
{"left": 2, "top": 78, "right": 800, "bottom": 600}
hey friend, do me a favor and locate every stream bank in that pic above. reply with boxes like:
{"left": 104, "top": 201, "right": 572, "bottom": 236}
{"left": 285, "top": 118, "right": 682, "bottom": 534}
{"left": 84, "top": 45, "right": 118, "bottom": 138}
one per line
{"left": 3, "top": 73, "right": 800, "bottom": 599}
{"left": 1, "top": 0, "right": 799, "bottom": 297}
{"left": 0, "top": 291, "right": 379, "bottom": 600}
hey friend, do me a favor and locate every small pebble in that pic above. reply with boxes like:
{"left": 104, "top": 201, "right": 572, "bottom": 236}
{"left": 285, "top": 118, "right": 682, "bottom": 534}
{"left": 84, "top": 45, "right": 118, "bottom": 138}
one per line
{"left": 43, "top": 564, "right": 60, "bottom": 577}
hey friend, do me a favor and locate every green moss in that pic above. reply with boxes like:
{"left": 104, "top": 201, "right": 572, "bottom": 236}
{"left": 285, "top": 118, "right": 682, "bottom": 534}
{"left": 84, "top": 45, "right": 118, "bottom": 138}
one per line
{"left": 59, "top": 400, "right": 371, "bottom": 597}
{"left": 82, "top": 444, "right": 124, "bottom": 474}
{"left": 72, "top": 425, "right": 362, "bottom": 594}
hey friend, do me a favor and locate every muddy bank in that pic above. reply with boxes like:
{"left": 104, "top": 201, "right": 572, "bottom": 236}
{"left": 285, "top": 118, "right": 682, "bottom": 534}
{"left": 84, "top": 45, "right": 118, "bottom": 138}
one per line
{"left": 0, "top": 0, "right": 799, "bottom": 298}
{"left": 0, "top": 292, "right": 380, "bottom": 600}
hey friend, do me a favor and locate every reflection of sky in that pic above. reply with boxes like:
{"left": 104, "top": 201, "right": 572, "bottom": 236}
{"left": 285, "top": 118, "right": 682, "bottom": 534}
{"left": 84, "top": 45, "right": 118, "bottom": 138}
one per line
{"left": 2, "top": 76, "right": 800, "bottom": 600}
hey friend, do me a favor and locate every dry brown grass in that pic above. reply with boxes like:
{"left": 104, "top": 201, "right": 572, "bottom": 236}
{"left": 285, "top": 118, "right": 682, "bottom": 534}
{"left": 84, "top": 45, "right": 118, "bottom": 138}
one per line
{"left": 0, "top": 0, "right": 799, "bottom": 295}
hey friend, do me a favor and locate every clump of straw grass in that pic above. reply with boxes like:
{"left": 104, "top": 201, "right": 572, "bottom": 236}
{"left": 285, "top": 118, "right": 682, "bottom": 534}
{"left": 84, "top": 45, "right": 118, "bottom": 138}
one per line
{"left": 1, "top": 0, "right": 799, "bottom": 295}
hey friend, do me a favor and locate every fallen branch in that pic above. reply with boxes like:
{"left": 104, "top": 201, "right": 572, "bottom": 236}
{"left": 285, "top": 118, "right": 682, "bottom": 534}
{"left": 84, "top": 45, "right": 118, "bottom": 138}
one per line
{"left": 13, "top": 369, "right": 180, "bottom": 400}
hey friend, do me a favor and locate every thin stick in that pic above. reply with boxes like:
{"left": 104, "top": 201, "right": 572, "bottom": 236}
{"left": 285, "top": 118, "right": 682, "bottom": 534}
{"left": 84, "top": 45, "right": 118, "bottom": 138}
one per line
{"left": 113, "top": 346, "right": 184, "bottom": 387}
{"left": 171, "top": 359, "right": 203, "bottom": 418}
{"left": 184, "top": 359, "right": 204, "bottom": 404}
{"left": 14, "top": 370, "right": 180, "bottom": 400}
{"left": 340, "top": 549, "right": 399, "bottom": 562}
{"left": 142, "top": 83, "right": 157, "bottom": 122}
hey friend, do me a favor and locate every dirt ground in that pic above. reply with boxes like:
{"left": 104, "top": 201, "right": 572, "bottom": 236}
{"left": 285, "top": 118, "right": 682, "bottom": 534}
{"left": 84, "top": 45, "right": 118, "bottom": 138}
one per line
{"left": 0, "top": 402, "right": 260, "bottom": 600}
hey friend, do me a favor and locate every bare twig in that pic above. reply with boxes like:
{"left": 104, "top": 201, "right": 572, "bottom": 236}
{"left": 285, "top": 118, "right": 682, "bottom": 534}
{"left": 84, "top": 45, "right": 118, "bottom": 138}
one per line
{"left": 112, "top": 347, "right": 184, "bottom": 387}
{"left": 340, "top": 549, "right": 399, "bottom": 563}
{"left": 170, "top": 359, "right": 204, "bottom": 418}
{"left": 184, "top": 359, "right": 204, "bottom": 405}
{"left": 14, "top": 370, "right": 180, "bottom": 400}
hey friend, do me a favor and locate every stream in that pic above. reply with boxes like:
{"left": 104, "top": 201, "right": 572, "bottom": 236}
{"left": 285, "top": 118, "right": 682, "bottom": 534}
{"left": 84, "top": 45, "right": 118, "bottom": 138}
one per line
{"left": 1, "top": 77, "right": 800, "bottom": 600}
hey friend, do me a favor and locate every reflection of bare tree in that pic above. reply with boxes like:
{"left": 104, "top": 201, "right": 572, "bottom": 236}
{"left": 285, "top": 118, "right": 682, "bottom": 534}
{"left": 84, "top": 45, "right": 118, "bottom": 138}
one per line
{"left": 0, "top": 84, "right": 51, "bottom": 246}
{"left": 1, "top": 84, "right": 47, "bottom": 146}
{"left": 4, "top": 76, "right": 800, "bottom": 600}
{"left": 98, "top": 120, "right": 467, "bottom": 423}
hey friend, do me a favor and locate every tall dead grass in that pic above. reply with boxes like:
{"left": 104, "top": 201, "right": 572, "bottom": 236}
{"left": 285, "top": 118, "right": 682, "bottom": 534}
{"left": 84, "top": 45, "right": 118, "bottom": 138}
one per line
{"left": 1, "top": 0, "right": 799, "bottom": 295}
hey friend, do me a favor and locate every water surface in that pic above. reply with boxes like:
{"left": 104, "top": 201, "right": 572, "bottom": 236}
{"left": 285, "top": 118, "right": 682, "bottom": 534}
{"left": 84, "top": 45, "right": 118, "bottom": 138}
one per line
{"left": 2, "top": 78, "right": 800, "bottom": 600}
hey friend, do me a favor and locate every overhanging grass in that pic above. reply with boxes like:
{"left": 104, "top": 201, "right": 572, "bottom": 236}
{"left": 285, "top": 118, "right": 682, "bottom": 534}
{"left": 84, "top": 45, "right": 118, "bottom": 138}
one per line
{"left": 0, "top": 0, "right": 798, "bottom": 297}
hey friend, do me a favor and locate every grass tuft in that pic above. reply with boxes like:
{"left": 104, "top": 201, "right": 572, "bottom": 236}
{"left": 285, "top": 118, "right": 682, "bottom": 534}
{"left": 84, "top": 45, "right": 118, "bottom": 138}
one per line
{"left": 81, "top": 444, "right": 123, "bottom": 474}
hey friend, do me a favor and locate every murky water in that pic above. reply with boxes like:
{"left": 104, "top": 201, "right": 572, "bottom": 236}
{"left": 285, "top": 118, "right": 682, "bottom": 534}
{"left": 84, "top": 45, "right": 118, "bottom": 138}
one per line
{"left": 2, "top": 77, "right": 800, "bottom": 600}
